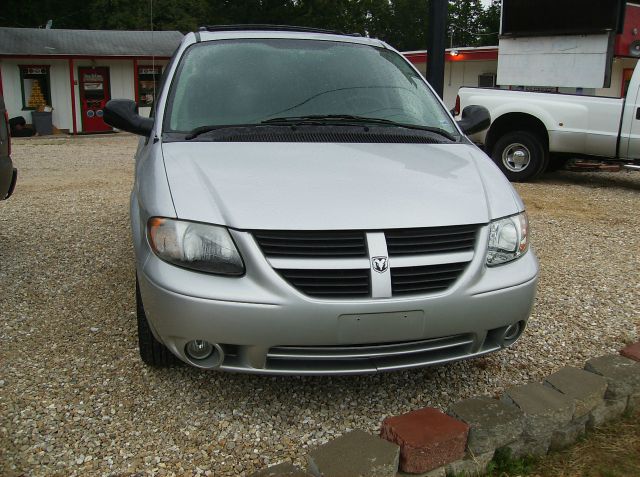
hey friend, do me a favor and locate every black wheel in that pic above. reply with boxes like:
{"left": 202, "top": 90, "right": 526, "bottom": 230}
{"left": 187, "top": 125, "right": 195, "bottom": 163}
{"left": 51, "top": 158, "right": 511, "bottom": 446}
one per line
{"left": 136, "top": 277, "right": 179, "bottom": 367}
{"left": 491, "top": 130, "right": 548, "bottom": 182}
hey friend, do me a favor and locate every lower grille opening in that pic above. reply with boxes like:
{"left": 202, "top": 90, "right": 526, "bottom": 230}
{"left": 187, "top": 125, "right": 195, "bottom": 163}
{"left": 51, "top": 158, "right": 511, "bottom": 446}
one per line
{"left": 266, "top": 334, "right": 475, "bottom": 372}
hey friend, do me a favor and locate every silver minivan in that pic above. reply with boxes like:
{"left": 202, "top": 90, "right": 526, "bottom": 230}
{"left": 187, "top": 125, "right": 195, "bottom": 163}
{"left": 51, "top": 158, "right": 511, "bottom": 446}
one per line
{"left": 105, "top": 26, "right": 538, "bottom": 374}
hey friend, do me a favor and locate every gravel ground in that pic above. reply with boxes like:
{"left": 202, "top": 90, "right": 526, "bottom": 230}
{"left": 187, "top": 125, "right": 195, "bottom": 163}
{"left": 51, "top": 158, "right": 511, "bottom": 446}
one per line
{"left": 1, "top": 134, "right": 638, "bottom": 477}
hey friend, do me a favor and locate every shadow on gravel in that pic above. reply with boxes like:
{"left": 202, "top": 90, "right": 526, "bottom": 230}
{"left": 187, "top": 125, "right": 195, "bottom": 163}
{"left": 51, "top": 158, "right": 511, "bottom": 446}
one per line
{"left": 142, "top": 353, "right": 491, "bottom": 410}
{"left": 536, "top": 170, "right": 640, "bottom": 191}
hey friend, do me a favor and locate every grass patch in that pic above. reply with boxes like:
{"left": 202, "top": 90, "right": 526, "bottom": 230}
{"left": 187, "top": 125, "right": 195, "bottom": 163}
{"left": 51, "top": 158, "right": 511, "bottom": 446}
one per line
{"left": 485, "top": 447, "right": 538, "bottom": 476}
{"left": 483, "top": 409, "right": 640, "bottom": 477}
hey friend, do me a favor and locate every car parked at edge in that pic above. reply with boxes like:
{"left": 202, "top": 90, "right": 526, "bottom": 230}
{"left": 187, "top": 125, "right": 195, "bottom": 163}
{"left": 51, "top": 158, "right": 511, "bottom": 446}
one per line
{"left": 455, "top": 62, "right": 640, "bottom": 181}
{"left": 0, "top": 96, "right": 17, "bottom": 200}
{"left": 104, "top": 26, "right": 539, "bottom": 375}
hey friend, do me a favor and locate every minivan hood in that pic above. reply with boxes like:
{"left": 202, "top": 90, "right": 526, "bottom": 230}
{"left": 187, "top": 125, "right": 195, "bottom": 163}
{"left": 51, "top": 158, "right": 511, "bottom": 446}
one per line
{"left": 161, "top": 142, "right": 519, "bottom": 230}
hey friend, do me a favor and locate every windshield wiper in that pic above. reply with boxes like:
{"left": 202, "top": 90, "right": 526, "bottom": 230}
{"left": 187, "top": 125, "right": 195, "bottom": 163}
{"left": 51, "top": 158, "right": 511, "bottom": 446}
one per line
{"left": 261, "top": 115, "right": 457, "bottom": 141}
{"left": 185, "top": 123, "right": 261, "bottom": 140}
{"left": 185, "top": 115, "right": 457, "bottom": 141}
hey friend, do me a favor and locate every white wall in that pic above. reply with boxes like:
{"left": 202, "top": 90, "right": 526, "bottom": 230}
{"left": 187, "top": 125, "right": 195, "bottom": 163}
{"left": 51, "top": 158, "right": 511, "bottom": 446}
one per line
{"left": 1, "top": 58, "right": 72, "bottom": 130}
{"left": 1, "top": 57, "right": 168, "bottom": 133}
{"left": 413, "top": 60, "right": 499, "bottom": 109}
{"left": 497, "top": 34, "right": 612, "bottom": 89}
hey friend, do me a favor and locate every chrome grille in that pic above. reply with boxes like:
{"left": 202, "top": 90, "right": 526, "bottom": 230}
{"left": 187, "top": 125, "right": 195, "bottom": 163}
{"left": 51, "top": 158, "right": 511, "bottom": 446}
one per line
{"left": 385, "top": 225, "right": 478, "bottom": 256}
{"left": 391, "top": 262, "right": 469, "bottom": 296}
{"left": 254, "top": 225, "right": 479, "bottom": 299}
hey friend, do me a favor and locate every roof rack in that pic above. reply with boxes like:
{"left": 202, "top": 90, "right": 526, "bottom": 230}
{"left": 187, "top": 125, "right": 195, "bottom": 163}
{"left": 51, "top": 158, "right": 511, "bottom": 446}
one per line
{"left": 198, "top": 24, "right": 362, "bottom": 37}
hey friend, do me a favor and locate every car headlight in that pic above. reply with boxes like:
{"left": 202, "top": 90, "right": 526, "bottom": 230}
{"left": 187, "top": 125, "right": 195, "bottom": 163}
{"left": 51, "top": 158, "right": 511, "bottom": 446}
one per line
{"left": 486, "top": 212, "right": 529, "bottom": 266}
{"left": 147, "top": 217, "right": 245, "bottom": 275}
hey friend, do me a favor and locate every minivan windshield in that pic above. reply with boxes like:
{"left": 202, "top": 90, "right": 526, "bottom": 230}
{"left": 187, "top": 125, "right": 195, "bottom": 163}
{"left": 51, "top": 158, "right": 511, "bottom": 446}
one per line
{"left": 165, "top": 38, "right": 460, "bottom": 139}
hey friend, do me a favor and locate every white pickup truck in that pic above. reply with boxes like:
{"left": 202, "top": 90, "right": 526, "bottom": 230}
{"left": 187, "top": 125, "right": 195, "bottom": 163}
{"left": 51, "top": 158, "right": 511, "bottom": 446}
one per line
{"left": 455, "top": 64, "right": 640, "bottom": 181}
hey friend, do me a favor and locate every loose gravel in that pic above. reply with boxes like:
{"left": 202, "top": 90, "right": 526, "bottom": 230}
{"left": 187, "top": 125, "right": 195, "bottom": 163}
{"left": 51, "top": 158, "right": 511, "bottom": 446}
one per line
{"left": 1, "top": 134, "right": 638, "bottom": 477}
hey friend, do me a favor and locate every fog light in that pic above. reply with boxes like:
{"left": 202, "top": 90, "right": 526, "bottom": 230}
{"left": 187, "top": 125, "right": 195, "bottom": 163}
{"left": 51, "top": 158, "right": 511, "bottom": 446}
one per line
{"left": 504, "top": 323, "right": 521, "bottom": 341}
{"left": 186, "top": 340, "right": 214, "bottom": 360}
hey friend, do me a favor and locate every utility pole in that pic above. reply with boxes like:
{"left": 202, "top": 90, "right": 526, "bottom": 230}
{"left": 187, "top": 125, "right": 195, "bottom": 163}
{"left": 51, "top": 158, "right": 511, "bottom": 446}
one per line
{"left": 426, "top": 0, "right": 448, "bottom": 99}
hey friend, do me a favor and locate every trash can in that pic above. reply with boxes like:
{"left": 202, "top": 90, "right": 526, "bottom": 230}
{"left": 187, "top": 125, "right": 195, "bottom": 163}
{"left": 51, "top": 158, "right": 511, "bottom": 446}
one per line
{"left": 31, "top": 111, "right": 53, "bottom": 135}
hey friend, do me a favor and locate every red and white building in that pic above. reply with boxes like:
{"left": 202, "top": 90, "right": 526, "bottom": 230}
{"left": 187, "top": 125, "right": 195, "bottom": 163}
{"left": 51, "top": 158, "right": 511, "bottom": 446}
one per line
{"left": 0, "top": 28, "right": 182, "bottom": 134}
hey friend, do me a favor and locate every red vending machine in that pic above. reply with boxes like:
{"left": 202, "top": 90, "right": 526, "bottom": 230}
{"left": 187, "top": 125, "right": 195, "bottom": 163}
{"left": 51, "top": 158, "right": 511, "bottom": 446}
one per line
{"left": 78, "top": 67, "right": 111, "bottom": 132}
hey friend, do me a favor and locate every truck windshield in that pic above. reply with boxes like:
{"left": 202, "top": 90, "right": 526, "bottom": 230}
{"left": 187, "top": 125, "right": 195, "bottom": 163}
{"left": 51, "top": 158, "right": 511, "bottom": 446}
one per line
{"left": 165, "top": 38, "right": 459, "bottom": 139}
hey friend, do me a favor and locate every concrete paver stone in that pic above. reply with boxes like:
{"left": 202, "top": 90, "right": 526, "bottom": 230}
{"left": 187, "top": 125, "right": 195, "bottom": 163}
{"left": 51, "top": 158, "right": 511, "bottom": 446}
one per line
{"left": 501, "top": 383, "right": 574, "bottom": 439}
{"left": 584, "top": 355, "right": 640, "bottom": 400}
{"left": 543, "top": 366, "right": 607, "bottom": 418}
{"left": 497, "top": 437, "right": 550, "bottom": 459}
{"left": 449, "top": 397, "right": 524, "bottom": 455}
{"left": 587, "top": 397, "right": 628, "bottom": 429}
{"left": 307, "top": 429, "right": 399, "bottom": 477}
{"left": 549, "top": 415, "right": 588, "bottom": 451}
{"left": 445, "top": 450, "right": 495, "bottom": 477}
{"left": 250, "top": 462, "right": 314, "bottom": 477}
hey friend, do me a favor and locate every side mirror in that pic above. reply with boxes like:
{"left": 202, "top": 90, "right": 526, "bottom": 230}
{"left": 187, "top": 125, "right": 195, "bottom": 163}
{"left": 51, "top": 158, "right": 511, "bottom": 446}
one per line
{"left": 103, "top": 99, "right": 154, "bottom": 136}
{"left": 457, "top": 105, "right": 491, "bottom": 136}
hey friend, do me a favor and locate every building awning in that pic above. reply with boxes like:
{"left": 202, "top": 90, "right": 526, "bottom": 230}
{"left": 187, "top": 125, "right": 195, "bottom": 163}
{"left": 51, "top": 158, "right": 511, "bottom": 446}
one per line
{"left": 0, "top": 27, "right": 183, "bottom": 57}
{"left": 402, "top": 46, "right": 499, "bottom": 64}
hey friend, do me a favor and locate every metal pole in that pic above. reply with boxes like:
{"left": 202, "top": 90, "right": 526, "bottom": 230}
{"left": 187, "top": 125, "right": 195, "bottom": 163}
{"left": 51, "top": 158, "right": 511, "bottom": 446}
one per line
{"left": 426, "top": 0, "right": 448, "bottom": 99}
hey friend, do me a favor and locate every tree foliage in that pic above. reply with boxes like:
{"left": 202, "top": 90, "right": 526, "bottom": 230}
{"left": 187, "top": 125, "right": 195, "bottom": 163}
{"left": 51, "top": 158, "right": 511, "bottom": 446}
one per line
{"left": 0, "top": 0, "right": 500, "bottom": 51}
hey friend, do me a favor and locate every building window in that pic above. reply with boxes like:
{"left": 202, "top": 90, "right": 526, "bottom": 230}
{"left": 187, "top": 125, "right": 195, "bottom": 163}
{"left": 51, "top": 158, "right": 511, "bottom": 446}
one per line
{"left": 137, "top": 66, "right": 162, "bottom": 107}
{"left": 20, "top": 65, "right": 51, "bottom": 110}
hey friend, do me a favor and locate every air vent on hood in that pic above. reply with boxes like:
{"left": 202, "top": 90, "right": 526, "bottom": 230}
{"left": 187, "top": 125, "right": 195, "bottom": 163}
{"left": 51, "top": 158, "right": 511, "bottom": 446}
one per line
{"left": 222, "top": 132, "right": 451, "bottom": 144}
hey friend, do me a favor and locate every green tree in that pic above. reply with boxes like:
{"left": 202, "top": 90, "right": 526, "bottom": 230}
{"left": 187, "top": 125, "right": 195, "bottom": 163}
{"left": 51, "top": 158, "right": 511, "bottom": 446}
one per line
{"left": 0, "top": 0, "right": 501, "bottom": 50}
{"left": 381, "top": 0, "right": 429, "bottom": 51}
{"left": 447, "top": 0, "right": 484, "bottom": 48}
{"left": 477, "top": 0, "right": 501, "bottom": 46}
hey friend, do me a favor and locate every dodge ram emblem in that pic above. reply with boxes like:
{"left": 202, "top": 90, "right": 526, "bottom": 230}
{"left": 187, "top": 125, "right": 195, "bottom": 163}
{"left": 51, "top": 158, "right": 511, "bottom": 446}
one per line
{"left": 372, "top": 256, "right": 389, "bottom": 273}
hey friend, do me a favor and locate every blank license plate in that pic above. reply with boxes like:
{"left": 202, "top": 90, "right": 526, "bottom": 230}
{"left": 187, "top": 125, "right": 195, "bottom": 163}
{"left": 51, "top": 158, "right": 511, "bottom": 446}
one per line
{"left": 337, "top": 310, "right": 425, "bottom": 344}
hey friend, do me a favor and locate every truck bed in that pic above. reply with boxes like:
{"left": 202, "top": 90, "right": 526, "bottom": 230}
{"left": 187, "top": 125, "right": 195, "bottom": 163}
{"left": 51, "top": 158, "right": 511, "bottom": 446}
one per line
{"left": 458, "top": 87, "right": 624, "bottom": 158}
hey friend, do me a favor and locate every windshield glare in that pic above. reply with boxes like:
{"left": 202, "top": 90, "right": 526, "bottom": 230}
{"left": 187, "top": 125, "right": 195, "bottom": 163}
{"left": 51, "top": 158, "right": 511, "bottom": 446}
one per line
{"left": 165, "top": 38, "right": 459, "bottom": 138}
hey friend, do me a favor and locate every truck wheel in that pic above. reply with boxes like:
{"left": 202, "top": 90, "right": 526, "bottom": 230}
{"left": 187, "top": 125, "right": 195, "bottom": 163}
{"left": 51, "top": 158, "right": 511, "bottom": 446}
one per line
{"left": 491, "top": 131, "right": 548, "bottom": 182}
{"left": 136, "top": 277, "right": 179, "bottom": 367}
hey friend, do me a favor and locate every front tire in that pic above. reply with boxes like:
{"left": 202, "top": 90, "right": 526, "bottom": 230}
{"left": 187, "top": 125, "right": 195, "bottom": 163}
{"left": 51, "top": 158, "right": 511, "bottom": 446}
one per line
{"left": 491, "top": 131, "right": 548, "bottom": 182}
{"left": 136, "top": 277, "right": 179, "bottom": 367}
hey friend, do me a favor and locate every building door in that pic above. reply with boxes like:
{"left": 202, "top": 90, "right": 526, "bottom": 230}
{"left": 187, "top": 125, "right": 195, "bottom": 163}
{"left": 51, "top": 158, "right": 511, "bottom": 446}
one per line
{"left": 78, "top": 67, "right": 111, "bottom": 132}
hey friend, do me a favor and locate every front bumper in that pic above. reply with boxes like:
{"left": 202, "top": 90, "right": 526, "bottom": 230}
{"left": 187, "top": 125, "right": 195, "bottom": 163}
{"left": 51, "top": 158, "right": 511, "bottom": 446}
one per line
{"left": 137, "top": 227, "right": 539, "bottom": 375}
